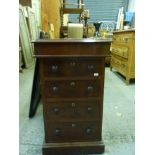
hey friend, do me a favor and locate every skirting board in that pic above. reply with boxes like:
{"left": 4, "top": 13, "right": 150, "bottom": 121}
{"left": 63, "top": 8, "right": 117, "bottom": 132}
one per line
{"left": 43, "top": 141, "right": 105, "bottom": 155}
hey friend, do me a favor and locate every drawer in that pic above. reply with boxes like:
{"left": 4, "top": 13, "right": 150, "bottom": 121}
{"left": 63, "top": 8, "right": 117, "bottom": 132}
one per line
{"left": 44, "top": 79, "right": 101, "bottom": 98}
{"left": 111, "top": 56, "right": 127, "bottom": 75}
{"left": 45, "top": 100, "right": 100, "bottom": 121}
{"left": 113, "top": 33, "right": 133, "bottom": 45}
{"left": 42, "top": 58, "right": 103, "bottom": 78}
{"left": 111, "top": 44, "right": 128, "bottom": 58}
{"left": 45, "top": 121, "right": 101, "bottom": 142}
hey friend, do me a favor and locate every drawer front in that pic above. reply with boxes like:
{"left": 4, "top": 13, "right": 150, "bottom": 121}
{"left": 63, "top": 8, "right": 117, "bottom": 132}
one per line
{"left": 45, "top": 100, "right": 100, "bottom": 121}
{"left": 111, "top": 44, "right": 128, "bottom": 58}
{"left": 44, "top": 80, "right": 101, "bottom": 98}
{"left": 111, "top": 56, "right": 127, "bottom": 75}
{"left": 42, "top": 58, "right": 103, "bottom": 78}
{"left": 45, "top": 121, "right": 101, "bottom": 142}
{"left": 113, "top": 33, "right": 133, "bottom": 45}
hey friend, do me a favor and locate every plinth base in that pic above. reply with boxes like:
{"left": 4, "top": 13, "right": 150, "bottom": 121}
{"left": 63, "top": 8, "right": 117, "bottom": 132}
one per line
{"left": 42, "top": 141, "right": 105, "bottom": 155}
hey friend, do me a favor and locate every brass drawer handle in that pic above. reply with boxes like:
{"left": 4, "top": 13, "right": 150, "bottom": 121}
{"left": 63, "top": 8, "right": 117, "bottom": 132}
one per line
{"left": 123, "top": 38, "right": 129, "bottom": 43}
{"left": 52, "top": 86, "right": 59, "bottom": 93}
{"left": 112, "top": 48, "right": 119, "bottom": 53}
{"left": 121, "top": 64, "right": 126, "bottom": 68}
{"left": 51, "top": 65, "right": 58, "bottom": 73}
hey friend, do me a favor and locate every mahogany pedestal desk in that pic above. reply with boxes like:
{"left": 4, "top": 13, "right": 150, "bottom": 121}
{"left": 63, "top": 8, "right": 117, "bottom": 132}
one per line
{"left": 34, "top": 39, "right": 111, "bottom": 155}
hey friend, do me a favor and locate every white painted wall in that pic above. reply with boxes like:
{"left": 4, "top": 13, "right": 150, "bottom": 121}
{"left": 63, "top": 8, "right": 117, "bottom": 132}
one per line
{"left": 128, "top": 0, "right": 135, "bottom": 12}
{"left": 32, "top": 0, "right": 41, "bottom": 28}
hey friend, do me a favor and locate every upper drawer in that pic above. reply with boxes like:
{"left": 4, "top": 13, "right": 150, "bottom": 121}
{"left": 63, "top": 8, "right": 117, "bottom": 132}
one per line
{"left": 34, "top": 41, "right": 111, "bottom": 57}
{"left": 42, "top": 58, "right": 104, "bottom": 78}
{"left": 45, "top": 100, "right": 100, "bottom": 121}
{"left": 111, "top": 45, "right": 128, "bottom": 59}
{"left": 44, "top": 79, "right": 101, "bottom": 98}
{"left": 113, "top": 33, "right": 133, "bottom": 45}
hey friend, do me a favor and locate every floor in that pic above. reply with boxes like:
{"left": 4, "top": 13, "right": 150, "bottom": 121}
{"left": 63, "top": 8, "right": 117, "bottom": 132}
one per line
{"left": 19, "top": 63, "right": 135, "bottom": 155}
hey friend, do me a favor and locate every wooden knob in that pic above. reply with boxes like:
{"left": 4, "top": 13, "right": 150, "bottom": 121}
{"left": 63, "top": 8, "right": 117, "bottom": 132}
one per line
{"left": 86, "top": 128, "right": 92, "bottom": 134}
{"left": 71, "top": 123, "right": 76, "bottom": 127}
{"left": 52, "top": 86, "right": 59, "bottom": 93}
{"left": 87, "top": 86, "right": 94, "bottom": 92}
{"left": 55, "top": 128, "right": 60, "bottom": 135}
{"left": 51, "top": 65, "right": 58, "bottom": 72}
{"left": 71, "top": 102, "right": 76, "bottom": 107}
{"left": 123, "top": 38, "right": 128, "bottom": 43}
{"left": 53, "top": 107, "right": 60, "bottom": 114}
{"left": 88, "top": 64, "right": 94, "bottom": 70}
{"left": 87, "top": 107, "right": 93, "bottom": 112}
{"left": 70, "top": 62, "right": 76, "bottom": 67}
{"left": 70, "top": 81, "right": 76, "bottom": 87}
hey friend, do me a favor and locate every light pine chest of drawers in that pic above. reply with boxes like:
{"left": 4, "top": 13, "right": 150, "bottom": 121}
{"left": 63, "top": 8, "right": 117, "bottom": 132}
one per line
{"left": 110, "top": 30, "right": 135, "bottom": 84}
{"left": 34, "top": 39, "right": 111, "bottom": 155}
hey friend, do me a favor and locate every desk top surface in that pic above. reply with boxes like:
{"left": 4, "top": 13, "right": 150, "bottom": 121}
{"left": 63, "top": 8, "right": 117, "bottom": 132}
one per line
{"left": 33, "top": 38, "right": 112, "bottom": 43}
{"left": 113, "top": 29, "right": 135, "bottom": 33}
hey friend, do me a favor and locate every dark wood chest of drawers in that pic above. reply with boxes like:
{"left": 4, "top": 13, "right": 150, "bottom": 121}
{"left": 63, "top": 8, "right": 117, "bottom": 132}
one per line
{"left": 34, "top": 39, "right": 111, "bottom": 155}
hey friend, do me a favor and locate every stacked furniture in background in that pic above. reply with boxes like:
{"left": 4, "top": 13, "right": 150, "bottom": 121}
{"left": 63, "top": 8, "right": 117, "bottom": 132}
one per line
{"left": 110, "top": 29, "right": 135, "bottom": 84}
{"left": 19, "top": 5, "right": 34, "bottom": 69}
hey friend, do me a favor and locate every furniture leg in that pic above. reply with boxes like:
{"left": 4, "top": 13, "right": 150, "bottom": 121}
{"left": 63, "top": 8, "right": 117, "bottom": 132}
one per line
{"left": 29, "top": 58, "right": 41, "bottom": 118}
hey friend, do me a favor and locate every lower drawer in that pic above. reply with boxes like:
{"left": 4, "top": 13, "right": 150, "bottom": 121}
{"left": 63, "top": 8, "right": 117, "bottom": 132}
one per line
{"left": 111, "top": 56, "right": 127, "bottom": 76}
{"left": 45, "top": 121, "right": 101, "bottom": 142}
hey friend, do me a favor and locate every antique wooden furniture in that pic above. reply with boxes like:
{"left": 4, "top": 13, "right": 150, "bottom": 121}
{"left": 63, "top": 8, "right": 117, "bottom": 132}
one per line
{"left": 19, "top": 5, "right": 34, "bottom": 68}
{"left": 41, "top": 0, "right": 61, "bottom": 38}
{"left": 26, "top": 7, "right": 39, "bottom": 42}
{"left": 34, "top": 39, "right": 111, "bottom": 155}
{"left": 19, "top": 0, "right": 32, "bottom": 7}
{"left": 110, "top": 29, "right": 135, "bottom": 84}
{"left": 60, "top": 0, "right": 85, "bottom": 37}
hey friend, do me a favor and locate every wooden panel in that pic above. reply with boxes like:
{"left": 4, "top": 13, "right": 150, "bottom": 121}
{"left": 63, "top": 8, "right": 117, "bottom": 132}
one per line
{"left": 41, "top": 0, "right": 60, "bottom": 38}
{"left": 130, "top": 34, "right": 135, "bottom": 78}
{"left": 34, "top": 40, "right": 111, "bottom": 57}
